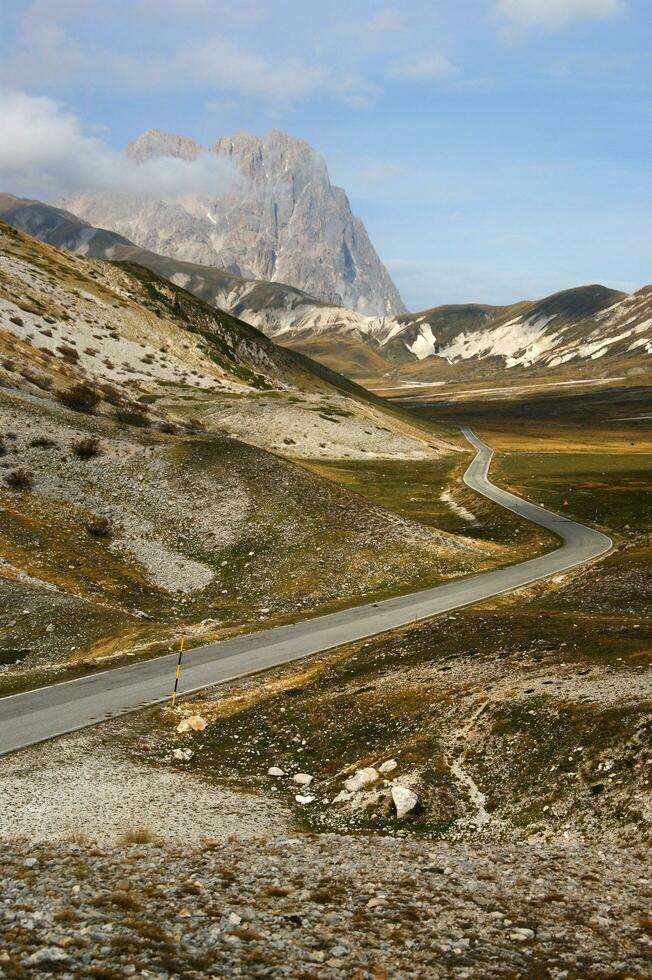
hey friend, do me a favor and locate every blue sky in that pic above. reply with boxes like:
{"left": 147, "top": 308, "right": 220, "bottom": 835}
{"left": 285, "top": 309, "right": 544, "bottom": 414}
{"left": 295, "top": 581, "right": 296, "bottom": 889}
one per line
{"left": 0, "top": 0, "right": 649, "bottom": 309}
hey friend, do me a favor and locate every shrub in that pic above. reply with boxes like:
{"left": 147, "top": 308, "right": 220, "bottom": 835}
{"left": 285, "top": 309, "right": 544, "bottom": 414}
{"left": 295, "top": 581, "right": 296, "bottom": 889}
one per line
{"left": 86, "top": 515, "right": 112, "bottom": 538}
{"left": 98, "top": 384, "right": 123, "bottom": 406}
{"left": 57, "top": 382, "right": 101, "bottom": 413}
{"left": 20, "top": 369, "right": 52, "bottom": 390}
{"left": 118, "top": 825, "right": 155, "bottom": 846}
{"left": 57, "top": 344, "right": 80, "bottom": 363}
{"left": 114, "top": 405, "right": 150, "bottom": 428}
{"left": 72, "top": 437, "right": 101, "bottom": 460}
{"left": 29, "top": 436, "right": 57, "bottom": 449}
{"left": 6, "top": 468, "right": 34, "bottom": 490}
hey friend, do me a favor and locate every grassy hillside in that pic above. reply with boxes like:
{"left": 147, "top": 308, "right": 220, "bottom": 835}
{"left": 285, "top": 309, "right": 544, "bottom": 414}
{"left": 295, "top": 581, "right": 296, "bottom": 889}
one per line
{"left": 0, "top": 222, "right": 499, "bottom": 693}
{"left": 131, "top": 403, "right": 650, "bottom": 845}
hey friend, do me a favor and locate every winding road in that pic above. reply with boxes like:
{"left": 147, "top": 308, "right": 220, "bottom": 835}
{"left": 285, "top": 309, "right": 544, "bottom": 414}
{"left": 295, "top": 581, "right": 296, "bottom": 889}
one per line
{"left": 0, "top": 429, "right": 612, "bottom": 757}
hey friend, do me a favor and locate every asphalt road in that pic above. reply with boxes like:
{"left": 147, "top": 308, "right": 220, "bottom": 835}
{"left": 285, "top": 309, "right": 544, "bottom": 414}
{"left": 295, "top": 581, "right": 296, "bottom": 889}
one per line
{"left": 0, "top": 429, "right": 612, "bottom": 756}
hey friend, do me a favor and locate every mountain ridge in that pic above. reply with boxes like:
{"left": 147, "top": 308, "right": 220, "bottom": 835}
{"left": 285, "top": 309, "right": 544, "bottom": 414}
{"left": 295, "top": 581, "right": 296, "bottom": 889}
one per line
{"left": 1, "top": 193, "right": 649, "bottom": 385}
{"left": 59, "top": 128, "right": 405, "bottom": 317}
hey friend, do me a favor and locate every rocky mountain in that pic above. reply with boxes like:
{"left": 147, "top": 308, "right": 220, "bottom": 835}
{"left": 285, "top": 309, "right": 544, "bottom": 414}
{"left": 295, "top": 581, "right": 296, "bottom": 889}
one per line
{"left": 58, "top": 129, "right": 405, "bottom": 317}
{"left": 3, "top": 194, "right": 649, "bottom": 387}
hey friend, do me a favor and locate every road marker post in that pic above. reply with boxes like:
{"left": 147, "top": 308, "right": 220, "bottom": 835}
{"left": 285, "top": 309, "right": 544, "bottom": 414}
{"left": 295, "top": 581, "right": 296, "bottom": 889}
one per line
{"left": 171, "top": 637, "right": 185, "bottom": 708}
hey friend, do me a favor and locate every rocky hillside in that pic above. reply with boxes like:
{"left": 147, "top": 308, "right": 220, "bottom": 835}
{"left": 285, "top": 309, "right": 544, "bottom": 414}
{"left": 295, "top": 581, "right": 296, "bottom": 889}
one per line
{"left": 4, "top": 193, "right": 649, "bottom": 387}
{"left": 57, "top": 129, "right": 405, "bottom": 316}
{"left": 0, "top": 221, "right": 490, "bottom": 690}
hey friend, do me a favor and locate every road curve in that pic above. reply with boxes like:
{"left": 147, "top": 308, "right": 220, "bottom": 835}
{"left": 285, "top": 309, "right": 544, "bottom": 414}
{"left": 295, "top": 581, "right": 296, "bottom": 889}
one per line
{"left": 0, "top": 429, "right": 612, "bottom": 756}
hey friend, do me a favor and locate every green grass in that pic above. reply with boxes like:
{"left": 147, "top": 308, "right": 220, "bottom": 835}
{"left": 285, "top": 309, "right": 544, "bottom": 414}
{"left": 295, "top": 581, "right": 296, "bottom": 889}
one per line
{"left": 306, "top": 455, "right": 554, "bottom": 555}
{"left": 495, "top": 451, "right": 652, "bottom": 533}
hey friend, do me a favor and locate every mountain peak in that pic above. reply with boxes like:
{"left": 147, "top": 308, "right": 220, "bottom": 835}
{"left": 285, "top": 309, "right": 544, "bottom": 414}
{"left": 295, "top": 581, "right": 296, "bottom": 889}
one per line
{"left": 59, "top": 129, "right": 405, "bottom": 315}
{"left": 126, "top": 129, "right": 202, "bottom": 162}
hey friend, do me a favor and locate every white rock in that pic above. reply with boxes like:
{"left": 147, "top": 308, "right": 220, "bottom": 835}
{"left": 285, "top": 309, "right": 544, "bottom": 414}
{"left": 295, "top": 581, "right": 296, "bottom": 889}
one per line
{"left": 378, "top": 759, "right": 398, "bottom": 774}
{"left": 332, "top": 790, "right": 353, "bottom": 804}
{"left": 295, "top": 794, "right": 315, "bottom": 805}
{"left": 293, "top": 773, "right": 313, "bottom": 787}
{"left": 172, "top": 748, "right": 194, "bottom": 761}
{"left": 176, "top": 714, "right": 207, "bottom": 733}
{"left": 391, "top": 785, "right": 418, "bottom": 818}
{"left": 344, "top": 767, "right": 379, "bottom": 793}
{"left": 367, "top": 896, "right": 387, "bottom": 909}
{"left": 267, "top": 766, "right": 285, "bottom": 777}
{"left": 228, "top": 912, "right": 242, "bottom": 926}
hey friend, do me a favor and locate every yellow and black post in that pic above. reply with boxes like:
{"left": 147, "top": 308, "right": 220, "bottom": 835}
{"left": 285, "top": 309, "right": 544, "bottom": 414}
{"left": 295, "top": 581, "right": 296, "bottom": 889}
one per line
{"left": 171, "top": 637, "right": 185, "bottom": 708}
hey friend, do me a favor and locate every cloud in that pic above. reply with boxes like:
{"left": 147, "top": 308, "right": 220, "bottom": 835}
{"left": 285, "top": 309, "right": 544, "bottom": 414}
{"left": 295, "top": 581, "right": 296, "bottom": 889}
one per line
{"left": 2, "top": 4, "right": 376, "bottom": 107}
{"left": 495, "top": 0, "right": 628, "bottom": 30}
{"left": 181, "top": 37, "right": 333, "bottom": 101}
{"left": 0, "top": 90, "right": 239, "bottom": 202}
{"left": 389, "top": 53, "right": 455, "bottom": 81}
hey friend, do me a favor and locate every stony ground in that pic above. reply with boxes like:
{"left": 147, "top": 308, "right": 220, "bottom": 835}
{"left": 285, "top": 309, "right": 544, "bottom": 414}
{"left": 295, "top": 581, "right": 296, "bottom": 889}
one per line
{"left": 1, "top": 835, "right": 650, "bottom": 979}
{"left": 0, "top": 730, "right": 291, "bottom": 847}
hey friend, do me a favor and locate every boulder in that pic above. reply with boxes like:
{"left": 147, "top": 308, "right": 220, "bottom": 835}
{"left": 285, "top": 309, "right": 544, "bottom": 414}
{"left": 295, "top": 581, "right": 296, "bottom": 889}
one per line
{"left": 176, "top": 715, "right": 207, "bottom": 733}
{"left": 331, "top": 790, "right": 353, "bottom": 804}
{"left": 344, "top": 767, "right": 379, "bottom": 793}
{"left": 267, "top": 766, "right": 285, "bottom": 777}
{"left": 292, "top": 773, "right": 313, "bottom": 787}
{"left": 391, "top": 785, "right": 418, "bottom": 818}
{"left": 378, "top": 759, "right": 398, "bottom": 774}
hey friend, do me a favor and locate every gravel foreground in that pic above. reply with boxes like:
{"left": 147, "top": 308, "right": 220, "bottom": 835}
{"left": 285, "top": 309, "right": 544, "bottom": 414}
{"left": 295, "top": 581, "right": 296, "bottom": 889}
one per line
{"left": 1, "top": 836, "right": 650, "bottom": 979}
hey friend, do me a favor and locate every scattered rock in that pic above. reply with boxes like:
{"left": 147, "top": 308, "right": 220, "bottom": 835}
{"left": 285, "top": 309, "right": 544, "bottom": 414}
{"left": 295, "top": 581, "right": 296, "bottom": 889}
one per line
{"left": 292, "top": 773, "right": 313, "bottom": 787}
{"left": 295, "top": 795, "right": 315, "bottom": 805}
{"left": 23, "top": 948, "right": 71, "bottom": 967}
{"left": 344, "top": 767, "right": 379, "bottom": 792}
{"left": 267, "top": 766, "right": 285, "bottom": 777}
{"left": 172, "top": 748, "right": 194, "bottom": 761}
{"left": 391, "top": 785, "right": 419, "bottom": 818}
{"left": 176, "top": 715, "right": 207, "bottom": 733}
{"left": 332, "top": 790, "right": 353, "bottom": 804}
{"left": 378, "top": 759, "right": 398, "bottom": 774}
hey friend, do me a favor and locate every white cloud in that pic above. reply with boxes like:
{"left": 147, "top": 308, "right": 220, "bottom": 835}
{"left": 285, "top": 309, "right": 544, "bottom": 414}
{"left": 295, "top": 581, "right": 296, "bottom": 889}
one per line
{"left": 0, "top": 90, "right": 239, "bottom": 202}
{"left": 495, "top": 0, "right": 628, "bottom": 30}
{"left": 390, "top": 53, "right": 454, "bottom": 81}
{"left": 181, "top": 37, "right": 333, "bottom": 101}
{"left": 2, "top": 5, "right": 375, "bottom": 107}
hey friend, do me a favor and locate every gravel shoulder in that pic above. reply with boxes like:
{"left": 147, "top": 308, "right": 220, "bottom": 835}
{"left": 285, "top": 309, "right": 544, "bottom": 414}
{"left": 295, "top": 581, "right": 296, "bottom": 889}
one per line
{"left": 0, "top": 729, "right": 290, "bottom": 847}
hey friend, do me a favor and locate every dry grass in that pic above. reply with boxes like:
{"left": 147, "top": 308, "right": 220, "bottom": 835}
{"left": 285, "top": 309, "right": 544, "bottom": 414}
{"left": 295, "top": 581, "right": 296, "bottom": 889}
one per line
{"left": 92, "top": 890, "right": 141, "bottom": 911}
{"left": 118, "top": 825, "right": 157, "bottom": 847}
{"left": 56, "top": 382, "right": 101, "bottom": 413}
{"left": 229, "top": 926, "right": 265, "bottom": 942}
{"left": 5, "top": 468, "right": 34, "bottom": 490}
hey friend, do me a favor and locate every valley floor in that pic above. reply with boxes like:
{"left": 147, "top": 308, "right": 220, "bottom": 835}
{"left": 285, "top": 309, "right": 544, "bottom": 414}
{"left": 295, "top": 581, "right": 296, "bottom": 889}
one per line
{"left": 2, "top": 835, "right": 650, "bottom": 979}
{"left": 1, "top": 380, "right": 650, "bottom": 977}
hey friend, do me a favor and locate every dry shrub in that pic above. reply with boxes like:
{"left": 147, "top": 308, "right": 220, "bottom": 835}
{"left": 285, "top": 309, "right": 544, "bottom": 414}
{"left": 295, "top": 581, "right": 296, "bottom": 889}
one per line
{"left": 92, "top": 890, "right": 141, "bottom": 911}
{"left": 118, "top": 825, "right": 156, "bottom": 846}
{"left": 57, "top": 344, "right": 80, "bottom": 363}
{"left": 57, "top": 382, "right": 101, "bottom": 413}
{"left": 6, "top": 468, "right": 34, "bottom": 490}
{"left": 86, "top": 515, "right": 112, "bottom": 538}
{"left": 72, "top": 436, "right": 101, "bottom": 460}
{"left": 30, "top": 436, "right": 57, "bottom": 449}
{"left": 114, "top": 404, "right": 151, "bottom": 427}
